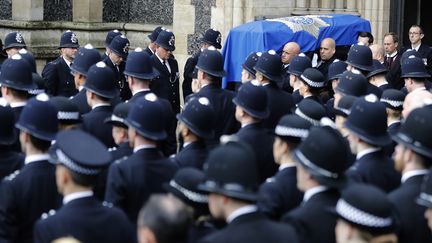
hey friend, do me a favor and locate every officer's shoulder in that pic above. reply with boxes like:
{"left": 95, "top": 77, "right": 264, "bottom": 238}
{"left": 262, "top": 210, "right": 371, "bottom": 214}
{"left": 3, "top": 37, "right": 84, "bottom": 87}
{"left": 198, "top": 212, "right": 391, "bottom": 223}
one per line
{"left": 39, "top": 209, "right": 57, "bottom": 221}
{"left": 113, "top": 155, "right": 128, "bottom": 165}
{"left": 3, "top": 169, "right": 21, "bottom": 182}
{"left": 108, "top": 147, "right": 117, "bottom": 152}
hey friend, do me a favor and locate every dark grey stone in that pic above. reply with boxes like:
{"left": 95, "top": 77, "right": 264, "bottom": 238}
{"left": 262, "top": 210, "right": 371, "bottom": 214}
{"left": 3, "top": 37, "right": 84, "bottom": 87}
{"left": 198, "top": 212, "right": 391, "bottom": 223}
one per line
{"left": 187, "top": 0, "right": 216, "bottom": 55}
{"left": 44, "top": 0, "right": 72, "bottom": 21}
{"left": 0, "top": 0, "right": 12, "bottom": 20}
{"left": 103, "top": 0, "right": 173, "bottom": 25}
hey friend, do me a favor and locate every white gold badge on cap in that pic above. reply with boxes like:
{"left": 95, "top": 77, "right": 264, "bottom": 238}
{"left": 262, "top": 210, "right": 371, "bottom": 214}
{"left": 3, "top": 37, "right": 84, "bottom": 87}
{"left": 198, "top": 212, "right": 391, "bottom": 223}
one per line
{"left": 145, "top": 93, "right": 158, "bottom": 102}
{"left": 15, "top": 33, "right": 23, "bottom": 43}
{"left": 96, "top": 61, "right": 106, "bottom": 68}
{"left": 198, "top": 97, "right": 210, "bottom": 106}
{"left": 70, "top": 32, "right": 78, "bottom": 43}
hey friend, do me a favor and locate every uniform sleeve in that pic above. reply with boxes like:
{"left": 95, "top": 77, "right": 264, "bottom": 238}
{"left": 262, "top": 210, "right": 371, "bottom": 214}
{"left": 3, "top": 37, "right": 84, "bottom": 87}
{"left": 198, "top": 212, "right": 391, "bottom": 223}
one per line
{"left": 33, "top": 219, "right": 50, "bottom": 243}
{"left": 42, "top": 61, "right": 59, "bottom": 96}
{"left": 182, "top": 56, "right": 197, "bottom": 99}
{"left": 104, "top": 162, "right": 128, "bottom": 211}
{"left": 0, "top": 180, "right": 19, "bottom": 242}
{"left": 257, "top": 181, "right": 283, "bottom": 220}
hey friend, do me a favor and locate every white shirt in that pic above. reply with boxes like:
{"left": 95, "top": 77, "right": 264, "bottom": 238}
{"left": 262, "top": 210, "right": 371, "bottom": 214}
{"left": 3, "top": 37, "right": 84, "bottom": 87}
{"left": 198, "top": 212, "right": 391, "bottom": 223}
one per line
{"left": 386, "top": 51, "right": 398, "bottom": 58}
{"left": 132, "top": 88, "right": 151, "bottom": 96}
{"left": 388, "top": 120, "right": 401, "bottom": 127}
{"left": 133, "top": 144, "right": 157, "bottom": 153}
{"left": 63, "top": 56, "right": 72, "bottom": 68}
{"left": 303, "top": 186, "right": 328, "bottom": 202}
{"left": 148, "top": 46, "right": 155, "bottom": 55}
{"left": 92, "top": 103, "right": 110, "bottom": 110}
{"left": 226, "top": 205, "right": 258, "bottom": 223}
{"left": 10, "top": 101, "right": 26, "bottom": 108}
{"left": 241, "top": 121, "right": 258, "bottom": 128}
{"left": 25, "top": 154, "right": 50, "bottom": 165}
{"left": 356, "top": 147, "right": 381, "bottom": 160}
{"left": 63, "top": 191, "right": 93, "bottom": 204}
{"left": 401, "top": 169, "right": 429, "bottom": 183}
{"left": 279, "top": 164, "right": 296, "bottom": 171}
{"left": 78, "top": 86, "right": 84, "bottom": 92}
{"left": 411, "top": 43, "right": 421, "bottom": 52}
{"left": 155, "top": 53, "right": 171, "bottom": 73}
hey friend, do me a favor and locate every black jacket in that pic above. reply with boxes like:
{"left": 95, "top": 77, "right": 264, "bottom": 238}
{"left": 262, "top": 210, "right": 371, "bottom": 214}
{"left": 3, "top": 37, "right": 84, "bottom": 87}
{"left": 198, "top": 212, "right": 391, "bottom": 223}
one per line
{"left": 151, "top": 55, "right": 180, "bottom": 113}
{"left": 262, "top": 82, "right": 295, "bottom": 130}
{"left": 174, "top": 141, "right": 208, "bottom": 170}
{"left": 183, "top": 52, "right": 200, "bottom": 99}
{"left": 42, "top": 56, "right": 77, "bottom": 97}
{"left": 103, "top": 57, "right": 132, "bottom": 101}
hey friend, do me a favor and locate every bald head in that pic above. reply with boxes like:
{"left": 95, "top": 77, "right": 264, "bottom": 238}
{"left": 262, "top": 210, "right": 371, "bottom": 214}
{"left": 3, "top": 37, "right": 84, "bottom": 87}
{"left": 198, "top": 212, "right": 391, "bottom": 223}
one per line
{"left": 320, "top": 38, "right": 336, "bottom": 61}
{"left": 402, "top": 90, "right": 432, "bottom": 119}
{"left": 369, "top": 44, "right": 385, "bottom": 63}
{"left": 281, "top": 42, "right": 300, "bottom": 64}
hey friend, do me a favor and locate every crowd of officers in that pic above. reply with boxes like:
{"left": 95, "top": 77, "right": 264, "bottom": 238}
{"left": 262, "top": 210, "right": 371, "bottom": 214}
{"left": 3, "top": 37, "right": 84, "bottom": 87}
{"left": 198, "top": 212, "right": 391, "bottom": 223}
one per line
{"left": 0, "top": 23, "right": 431, "bottom": 243}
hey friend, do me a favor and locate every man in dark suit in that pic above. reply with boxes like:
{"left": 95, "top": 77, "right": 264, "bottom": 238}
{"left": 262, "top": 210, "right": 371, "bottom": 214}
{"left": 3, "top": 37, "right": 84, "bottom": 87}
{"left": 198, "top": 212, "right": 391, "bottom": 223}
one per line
{"left": 258, "top": 114, "right": 310, "bottom": 220}
{"left": 70, "top": 44, "right": 102, "bottom": 115}
{"left": 42, "top": 30, "right": 79, "bottom": 97}
{"left": 191, "top": 47, "right": 239, "bottom": 148}
{"left": 255, "top": 50, "right": 295, "bottom": 130}
{"left": 33, "top": 130, "right": 135, "bottom": 243}
{"left": 403, "top": 25, "right": 432, "bottom": 74}
{"left": 81, "top": 62, "right": 118, "bottom": 149}
{"left": 175, "top": 97, "right": 214, "bottom": 169}
{"left": 280, "top": 42, "right": 300, "bottom": 93}
{"left": 345, "top": 95, "right": 401, "bottom": 192}
{"left": 103, "top": 35, "right": 132, "bottom": 101}
{"left": 144, "top": 26, "right": 164, "bottom": 56}
{"left": 389, "top": 107, "right": 432, "bottom": 243}
{"left": 0, "top": 95, "right": 61, "bottom": 243}
{"left": 384, "top": 32, "right": 403, "bottom": 89}
{"left": 316, "top": 38, "right": 337, "bottom": 79}
{"left": 233, "top": 81, "right": 276, "bottom": 182}
{"left": 198, "top": 141, "right": 299, "bottom": 243}
{"left": 183, "top": 28, "right": 222, "bottom": 99}
{"left": 282, "top": 125, "right": 352, "bottom": 243}
{"left": 104, "top": 93, "right": 178, "bottom": 223}
{"left": 151, "top": 29, "right": 181, "bottom": 114}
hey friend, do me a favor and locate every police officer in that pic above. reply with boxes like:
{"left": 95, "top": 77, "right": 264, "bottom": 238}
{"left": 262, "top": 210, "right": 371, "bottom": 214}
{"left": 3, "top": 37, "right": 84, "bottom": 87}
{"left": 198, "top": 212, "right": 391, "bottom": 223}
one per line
{"left": 103, "top": 34, "right": 132, "bottom": 101}
{"left": 241, "top": 52, "right": 261, "bottom": 83}
{"left": 0, "top": 94, "right": 61, "bottom": 243}
{"left": 401, "top": 55, "right": 431, "bottom": 93}
{"left": 102, "top": 29, "right": 122, "bottom": 59}
{"left": 298, "top": 67, "right": 326, "bottom": 104}
{"left": 326, "top": 60, "right": 348, "bottom": 117}
{"left": 33, "top": 130, "right": 135, "bottom": 243}
{"left": 294, "top": 98, "right": 327, "bottom": 126}
{"left": 124, "top": 47, "right": 176, "bottom": 156}
{"left": 42, "top": 30, "right": 79, "bottom": 97}
{"left": 258, "top": 114, "right": 311, "bottom": 220}
{"left": 175, "top": 97, "right": 215, "bottom": 169}
{"left": 151, "top": 29, "right": 180, "bottom": 113}
{"left": 183, "top": 28, "right": 222, "bottom": 99}
{"left": 198, "top": 140, "right": 299, "bottom": 243}
{"left": 282, "top": 124, "right": 352, "bottom": 243}
{"left": 389, "top": 107, "right": 432, "bottom": 243}
{"left": 255, "top": 50, "right": 295, "bottom": 130}
{"left": 280, "top": 42, "right": 301, "bottom": 92}
{"left": 402, "top": 25, "right": 432, "bottom": 73}
{"left": 70, "top": 44, "right": 102, "bottom": 114}
{"left": 417, "top": 168, "right": 432, "bottom": 232}
{"left": 333, "top": 95, "right": 357, "bottom": 137}
{"left": 191, "top": 47, "right": 238, "bottom": 148}
{"left": 49, "top": 96, "right": 81, "bottom": 131}
{"left": 345, "top": 94, "right": 401, "bottom": 192}
{"left": 333, "top": 70, "right": 368, "bottom": 107}
{"left": 380, "top": 89, "right": 405, "bottom": 136}
{"left": 81, "top": 61, "right": 118, "bottom": 149}
{"left": 104, "top": 93, "right": 178, "bottom": 223}
{"left": 233, "top": 80, "right": 276, "bottom": 182}
{"left": 287, "top": 53, "right": 312, "bottom": 104}
{"left": 144, "top": 26, "right": 164, "bottom": 56}
{"left": 3, "top": 32, "right": 26, "bottom": 58}
{"left": 367, "top": 59, "right": 391, "bottom": 91}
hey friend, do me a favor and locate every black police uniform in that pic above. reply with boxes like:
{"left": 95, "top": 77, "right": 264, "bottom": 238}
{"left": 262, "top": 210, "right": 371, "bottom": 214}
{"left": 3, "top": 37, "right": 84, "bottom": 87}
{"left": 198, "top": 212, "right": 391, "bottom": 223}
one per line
{"left": 151, "top": 55, "right": 180, "bottom": 114}
{"left": 0, "top": 146, "right": 24, "bottom": 180}
{"left": 82, "top": 105, "right": 115, "bottom": 148}
{"left": 402, "top": 44, "right": 432, "bottom": 74}
{"left": 174, "top": 141, "right": 208, "bottom": 170}
{"left": 70, "top": 89, "right": 91, "bottom": 114}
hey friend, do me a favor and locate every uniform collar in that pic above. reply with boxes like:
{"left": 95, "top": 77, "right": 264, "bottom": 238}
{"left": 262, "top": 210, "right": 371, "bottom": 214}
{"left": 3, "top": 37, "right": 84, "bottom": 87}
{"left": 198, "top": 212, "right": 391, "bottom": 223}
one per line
{"left": 411, "top": 43, "right": 421, "bottom": 52}
{"left": 92, "top": 103, "right": 111, "bottom": 110}
{"left": 226, "top": 205, "right": 258, "bottom": 223}
{"left": 356, "top": 147, "right": 381, "bottom": 160}
{"left": 155, "top": 52, "right": 165, "bottom": 64}
{"left": 10, "top": 101, "right": 26, "bottom": 108}
{"left": 386, "top": 51, "right": 398, "bottom": 58}
{"left": 303, "top": 185, "right": 328, "bottom": 202}
{"left": 133, "top": 144, "right": 157, "bottom": 153}
{"left": 388, "top": 120, "right": 401, "bottom": 127}
{"left": 63, "top": 56, "right": 72, "bottom": 68}
{"left": 279, "top": 163, "right": 296, "bottom": 171}
{"left": 25, "top": 154, "right": 50, "bottom": 165}
{"left": 132, "top": 88, "right": 151, "bottom": 96}
{"left": 63, "top": 191, "right": 93, "bottom": 204}
{"left": 401, "top": 169, "right": 429, "bottom": 183}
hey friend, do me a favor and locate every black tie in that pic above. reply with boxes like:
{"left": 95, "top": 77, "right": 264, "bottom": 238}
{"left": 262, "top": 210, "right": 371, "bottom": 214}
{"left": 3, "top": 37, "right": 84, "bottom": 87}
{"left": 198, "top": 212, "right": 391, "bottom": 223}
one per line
{"left": 386, "top": 56, "right": 393, "bottom": 69}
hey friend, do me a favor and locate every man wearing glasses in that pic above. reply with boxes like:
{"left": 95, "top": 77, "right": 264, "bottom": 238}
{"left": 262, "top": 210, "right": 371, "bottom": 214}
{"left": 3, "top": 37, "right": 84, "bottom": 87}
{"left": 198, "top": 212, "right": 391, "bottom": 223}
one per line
{"left": 403, "top": 25, "right": 432, "bottom": 74}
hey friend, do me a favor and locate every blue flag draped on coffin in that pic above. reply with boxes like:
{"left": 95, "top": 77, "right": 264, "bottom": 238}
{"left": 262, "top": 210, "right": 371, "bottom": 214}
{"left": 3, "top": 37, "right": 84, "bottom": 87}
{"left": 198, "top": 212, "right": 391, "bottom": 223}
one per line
{"left": 221, "top": 14, "right": 371, "bottom": 88}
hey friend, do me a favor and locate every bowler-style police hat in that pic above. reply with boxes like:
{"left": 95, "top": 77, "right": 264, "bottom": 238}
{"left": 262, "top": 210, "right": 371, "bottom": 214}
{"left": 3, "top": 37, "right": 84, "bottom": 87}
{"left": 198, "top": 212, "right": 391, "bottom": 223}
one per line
{"left": 0, "top": 103, "right": 17, "bottom": 145}
{"left": 164, "top": 168, "right": 209, "bottom": 210}
{"left": 104, "top": 102, "right": 131, "bottom": 129}
{"left": 105, "top": 29, "right": 122, "bottom": 47}
{"left": 15, "top": 94, "right": 58, "bottom": 141}
{"left": 328, "top": 60, "right": 348, "bottom": 81}
{"left": 294, "top": 99, "right": 327, "bottom": 126}
{"left": 199, "top": 140, "right": 259, "bottom": 202}
{"left": 401, "top": 49, "right": 421, "bottom": 63}
{"left": 18, "top": 49, "right": 36, "bottom": 73}
{"left": 108, "top": 35, "right": 130, "bottom": 59}
{"left": 345, "top": 43, "right": 374, "bottom": 72}
{"left": 155, "top": 29, "right": 176, "bottom": 51}
{"left": 400, "top": 55, "right": 431, "bottom": 79}
{"left": 201, "top": 28, "right": 222, "bottom": 49}
{"left": 299, "top": 68, "right": 326, "bottom": 90}
{"left": 3, "top": 32, "right": 26, "bottom": 50}
{"left": 380, "top": 89, "right": 405, "bottom": 111}
{"left": 195, "top": 47, "right": 226, "bottom": 77}
{"left": 254, "top": 50, "right": 283, "bottom": 82}
{"left": 148, "top": 26, "right": 164, "bottom": 43}
{"left": 177, "top": 97, "right": 215, "bottom": 139}
{"left": 58, "top": 30, "right": 79, "bottom": 49}
{"left": 274, "top": 114, "right": 312, "bottom": 144}
{"left": 50, "top": 130, "right": 112, "bottom": 176}
{"left": 336, "top": 184, "right": 397, "bottom": 236}
{"left": 0, "top": 54, "right": 36, "bottom": 91}
{"left": 366, "top": 60, "right": 388, "bottom": 78}
{"left": 344, "top": 94, "right": 391, "bottom": 146}
{"left": 124, "top": 47, "right": 159, "bottom": 80}
{"left": 242, "top": 52, "right": 262, "bottom": 77}
{"left": 335, "top": 70, "right": 368, "bottom": 97}
{"left": 287, "top": 53, "right": 312, "bottom": 76}
{"left": 84, "top": 62, "right": 119, "bottom": 99}
{"left": 334, "top": 95, "right": 357, "bottom": 117}
{"left": 49, "top": 96, "right": 81, "bottom": 125}
{"left": 232, "top": 80, "right": 269, "bottom": 119}
{"left": 293, "top": 125, "right": 351, "bottom": 188}
{"left": 29, "top": 73, "right": 45, "bottom": 96}
{"left": 417, "top": 170, "right": 432, "bottom": 208}
{"left": 392, "top": 107, "right": 432, "bottom": 158}
{"left": 125, "top": 93, "right": 167, "bottom": 141}
{"left": 70, "top": 44, "right": 101, "bottom": 77}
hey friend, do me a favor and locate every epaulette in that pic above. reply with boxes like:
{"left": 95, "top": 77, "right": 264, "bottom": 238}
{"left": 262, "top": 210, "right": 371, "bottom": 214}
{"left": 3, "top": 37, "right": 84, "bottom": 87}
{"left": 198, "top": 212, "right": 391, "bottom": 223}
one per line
{"left": 40, "top": 209, "right": 56, "bottom": 220}
{"left": 265, "top": 177, "right": 276, "bottom": 183}
{"left": 102, "top": 201, "right": 113, "bottom": 208}
{"left": 108, "top": 147, "right": 118, "bottom": 152}
{"left": 4, "top": 170, "right": 20, "bottom": 181}
{"left": 114, "top": 156, "right": 128, "bottom": 164}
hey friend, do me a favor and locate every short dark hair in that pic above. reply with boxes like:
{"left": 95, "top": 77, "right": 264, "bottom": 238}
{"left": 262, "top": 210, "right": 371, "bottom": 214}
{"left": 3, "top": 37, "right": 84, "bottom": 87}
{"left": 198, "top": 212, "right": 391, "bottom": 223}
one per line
{"left": 68, "top": 168, "right": 100, "bottom": 187}
{"left": 358, "top": 32, "right": 374, "bottom": 44}
{"left": 384, "top": 32, "right": 399, "bottom": 43}
{"left": 138, "top": 194, "right": 192, "bottom": 243}
{"left": 9, "top": 87, "right": 30, "bottom": 100}
{"left": 411, "top": 25, "right": 424, "bottom": 34}
{"left": 29, "top": 134, "right": 51, "bottom": 152}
